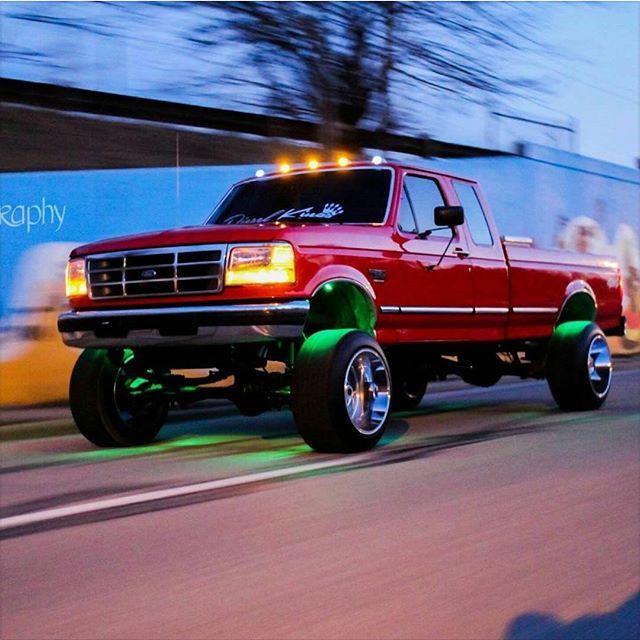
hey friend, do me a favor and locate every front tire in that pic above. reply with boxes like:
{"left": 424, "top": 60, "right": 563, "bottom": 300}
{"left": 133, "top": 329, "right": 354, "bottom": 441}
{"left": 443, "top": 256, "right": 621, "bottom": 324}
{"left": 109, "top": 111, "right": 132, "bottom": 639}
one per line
{"left": 69, "top": 349, "right": 168, "bottom": 447}
{"left": 546, "top": 321, "right": 613, "bottom": 411}
{"left": 292, "top": 330, "right": 391, "bottom": 452}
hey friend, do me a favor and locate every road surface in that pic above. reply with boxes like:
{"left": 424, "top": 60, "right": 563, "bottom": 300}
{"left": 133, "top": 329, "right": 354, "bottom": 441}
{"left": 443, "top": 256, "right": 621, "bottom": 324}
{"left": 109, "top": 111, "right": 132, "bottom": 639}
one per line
{"left": 1, "top": 363, "right": 639, "bottom": 639}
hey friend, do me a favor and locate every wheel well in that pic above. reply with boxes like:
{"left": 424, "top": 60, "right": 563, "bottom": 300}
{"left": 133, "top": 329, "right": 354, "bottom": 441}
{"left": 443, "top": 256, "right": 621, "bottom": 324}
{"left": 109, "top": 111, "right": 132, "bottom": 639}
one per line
{"left": 305, "top": 280, "right": 376, "bottom": 336}
{"left": 556, "top": 291, "right": 596, "bottom": 326}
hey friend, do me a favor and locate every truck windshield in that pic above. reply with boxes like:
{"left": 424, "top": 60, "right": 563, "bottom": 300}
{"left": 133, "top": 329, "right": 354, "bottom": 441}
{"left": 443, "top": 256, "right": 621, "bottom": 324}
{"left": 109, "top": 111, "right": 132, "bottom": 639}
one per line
{"left": 207, "top": 168, "right": 393, "bottom": 226}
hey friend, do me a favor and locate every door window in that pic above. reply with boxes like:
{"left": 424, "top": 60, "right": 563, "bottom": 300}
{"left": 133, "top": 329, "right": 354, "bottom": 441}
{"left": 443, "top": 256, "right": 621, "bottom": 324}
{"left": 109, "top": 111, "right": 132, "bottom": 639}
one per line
{"left": 403, "top": 176, "right": 449, "bottom": 238}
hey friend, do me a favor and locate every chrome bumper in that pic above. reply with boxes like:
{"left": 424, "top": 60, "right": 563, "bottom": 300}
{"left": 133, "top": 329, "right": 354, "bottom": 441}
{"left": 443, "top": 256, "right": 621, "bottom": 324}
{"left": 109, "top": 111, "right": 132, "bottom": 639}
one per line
{"left": 58, "top": 301, "right": 310, "bottom": 348}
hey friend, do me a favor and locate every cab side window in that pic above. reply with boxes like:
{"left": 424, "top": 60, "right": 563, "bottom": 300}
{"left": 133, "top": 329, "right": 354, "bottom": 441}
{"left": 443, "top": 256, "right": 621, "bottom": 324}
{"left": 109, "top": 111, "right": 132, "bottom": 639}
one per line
{"left": 453, "top": 182, "right": 493, "bottom": 246}
{"left": 403, "top": 176, "right": 449, "bottom": 239}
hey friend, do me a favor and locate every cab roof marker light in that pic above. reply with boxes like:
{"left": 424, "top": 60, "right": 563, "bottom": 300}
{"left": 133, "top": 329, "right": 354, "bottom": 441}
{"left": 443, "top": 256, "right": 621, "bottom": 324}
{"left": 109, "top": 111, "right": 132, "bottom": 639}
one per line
{"left": 308, "top": 159, "right": 320, "bottom": 170}
{"left": 337, "top": 156, "right": 350, "bottom": 167}
{"left": 255, "top": 169, "right": 265, "bottom": 177}
{"left": 279, "top": 163, "right": 291, "bottom": 173}
{"left": 371, "top": 155, "right": 384, "bottom": 165}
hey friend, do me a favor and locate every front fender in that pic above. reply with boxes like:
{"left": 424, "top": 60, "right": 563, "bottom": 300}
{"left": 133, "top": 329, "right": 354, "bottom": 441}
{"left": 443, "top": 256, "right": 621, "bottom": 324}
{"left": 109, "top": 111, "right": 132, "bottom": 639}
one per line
{"left": 304, "top": 265, "right": 377, "bottom": 301}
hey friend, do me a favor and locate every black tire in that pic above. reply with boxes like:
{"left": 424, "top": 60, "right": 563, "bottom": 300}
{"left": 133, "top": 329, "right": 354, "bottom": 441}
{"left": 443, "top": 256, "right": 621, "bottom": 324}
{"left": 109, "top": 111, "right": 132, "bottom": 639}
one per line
{"left": 546, "top": 321, "right": 613, "bottom": 411}
{"left": 291, "top": 329, "right": 392, "bottom": 452}
{"left": 389, "top": 359, "right": 428, "bottom": 412}
{"left": 69, "top": 349, "right": 168, "bottom": 447}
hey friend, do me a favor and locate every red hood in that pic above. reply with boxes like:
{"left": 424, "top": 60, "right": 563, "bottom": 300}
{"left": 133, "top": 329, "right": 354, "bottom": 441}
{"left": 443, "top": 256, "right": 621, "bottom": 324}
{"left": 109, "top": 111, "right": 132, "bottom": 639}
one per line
{"left": 70, "top": 223, "right": 393, "bottom": 257}
{"left": 70, "top": 225, "right": 288, "bottom": 257}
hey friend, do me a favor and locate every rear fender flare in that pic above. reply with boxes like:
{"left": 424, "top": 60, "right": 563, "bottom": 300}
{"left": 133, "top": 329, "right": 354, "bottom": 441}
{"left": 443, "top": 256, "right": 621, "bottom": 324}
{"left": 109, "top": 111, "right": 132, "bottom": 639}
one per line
{"left": 555, "top": 280, "right": 597, "bottom": 326}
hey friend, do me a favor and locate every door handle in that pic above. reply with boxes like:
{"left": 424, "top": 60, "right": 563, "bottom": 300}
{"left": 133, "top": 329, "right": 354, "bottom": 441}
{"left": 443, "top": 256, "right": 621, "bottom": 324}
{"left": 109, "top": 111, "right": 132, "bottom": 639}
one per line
{"left": 452, "top": 247, "right": 470, "bottom": 258}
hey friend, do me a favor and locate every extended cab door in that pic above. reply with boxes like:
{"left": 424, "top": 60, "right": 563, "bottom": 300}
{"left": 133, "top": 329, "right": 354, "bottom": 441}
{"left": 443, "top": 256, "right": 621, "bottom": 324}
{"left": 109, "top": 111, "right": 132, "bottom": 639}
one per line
{"left": 384, "top": 171, "right": 475, "bottom": 341}
{"left": 451, "top": 180, "right": 510, "bottom": 342}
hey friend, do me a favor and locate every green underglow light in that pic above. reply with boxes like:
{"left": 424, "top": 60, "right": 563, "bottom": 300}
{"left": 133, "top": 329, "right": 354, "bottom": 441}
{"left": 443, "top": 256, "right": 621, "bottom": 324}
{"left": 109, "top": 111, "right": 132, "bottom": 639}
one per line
{"left": 308, "top": 281, "right": 376, "bottom": 335}
{"left": 240, "top": 446, "right": 309, "bottom": 462}
{"left": 128, "top": 377, "right": 149, "bottom": 390}
{"left": 128, "top": 382, "right": 163, "bottom": 396}
{"left": 302, "top": 328, "right": 353, "bottom": 361}
{"left": 554, "top": 320, "right": 590, "bottom": 340}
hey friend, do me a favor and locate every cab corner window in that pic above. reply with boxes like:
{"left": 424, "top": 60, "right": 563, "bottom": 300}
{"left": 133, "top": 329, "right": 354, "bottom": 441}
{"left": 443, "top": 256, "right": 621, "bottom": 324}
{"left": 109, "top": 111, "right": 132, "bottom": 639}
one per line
{"left": 453, "top": 182, "right": 493, "bottom": 246}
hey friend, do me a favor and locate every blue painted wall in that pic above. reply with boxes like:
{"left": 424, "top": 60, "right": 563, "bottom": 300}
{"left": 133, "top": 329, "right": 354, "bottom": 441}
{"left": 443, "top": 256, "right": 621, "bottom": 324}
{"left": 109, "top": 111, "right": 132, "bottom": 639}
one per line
{"left": 1, "top": 146, "right": 638, "bottom": 319}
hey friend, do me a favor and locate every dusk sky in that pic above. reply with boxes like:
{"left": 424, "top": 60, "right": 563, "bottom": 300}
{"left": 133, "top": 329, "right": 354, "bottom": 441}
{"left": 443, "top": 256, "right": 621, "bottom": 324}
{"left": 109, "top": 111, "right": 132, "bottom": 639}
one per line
{"left": 1, "top": 2, "right": 638, "bottom": 167}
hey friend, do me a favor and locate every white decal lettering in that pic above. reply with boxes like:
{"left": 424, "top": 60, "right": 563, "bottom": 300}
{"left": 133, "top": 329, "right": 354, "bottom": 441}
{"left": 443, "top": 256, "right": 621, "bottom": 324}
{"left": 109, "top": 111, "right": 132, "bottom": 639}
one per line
{"left": 0, "top": 204, "right": 18, "bottom": 227}
{"left": 0, "top": 198, "right": 67, "bottom": 232}
{"left": 224, "top": 203, "right": 345, "bottom": 224}
{"left": 53, "top": 205, "right": 66, "bottom": 231}
{"left": 11, "top": 205, "right": 25, "bottom": 227}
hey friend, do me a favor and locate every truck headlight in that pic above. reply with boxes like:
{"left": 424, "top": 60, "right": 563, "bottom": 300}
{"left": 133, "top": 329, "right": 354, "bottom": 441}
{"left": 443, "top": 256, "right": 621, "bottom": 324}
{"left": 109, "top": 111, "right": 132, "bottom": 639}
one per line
{"left": 225, "top": 243, "right": 295, "bottom": 286}
{"left": 65, "top": 258, "right": 88, "bottom": 298}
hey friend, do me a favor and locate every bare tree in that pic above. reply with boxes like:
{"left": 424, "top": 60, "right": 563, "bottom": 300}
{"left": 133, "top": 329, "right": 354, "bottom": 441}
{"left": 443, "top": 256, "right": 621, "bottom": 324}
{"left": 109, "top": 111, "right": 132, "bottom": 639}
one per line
{"left": 189, "top": 1, "right": 542, "bottom": 149}
{"left": 1, "top": 1, "right": 544, "bottom": 152}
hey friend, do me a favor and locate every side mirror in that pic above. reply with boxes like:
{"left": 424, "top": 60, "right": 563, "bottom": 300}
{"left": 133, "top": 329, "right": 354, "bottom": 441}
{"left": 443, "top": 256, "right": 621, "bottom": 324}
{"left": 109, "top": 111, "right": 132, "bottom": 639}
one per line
{"left": 434, "top": 205, "right": 464, "bottom": 227}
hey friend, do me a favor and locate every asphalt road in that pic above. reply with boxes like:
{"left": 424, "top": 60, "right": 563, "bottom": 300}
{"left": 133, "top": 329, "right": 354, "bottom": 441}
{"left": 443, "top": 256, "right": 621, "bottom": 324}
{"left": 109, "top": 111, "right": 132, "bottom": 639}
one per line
{"left": 1, "top": 363, "right": 639, "bottom": 640}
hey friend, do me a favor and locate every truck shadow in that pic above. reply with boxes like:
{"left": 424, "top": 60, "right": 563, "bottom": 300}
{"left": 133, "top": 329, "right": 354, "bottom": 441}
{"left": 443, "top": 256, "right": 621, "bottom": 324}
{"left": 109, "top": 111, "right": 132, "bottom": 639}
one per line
{"left": 161, "top": 405, "right": 410, "bottom": 447}
{"left": 502, "top": 590, "right": 640, "bottom": 640}
{"left": 157, "top": 395, "right": 552, "bottom": 456}
{"left": 158, "top": 391, "right": 541, "bottom": 443}
{"left": 3, "top": 400, "right": 554, "bottom": 475}
{"left": 392, "top": 398, "right": 547, "bottom": 419}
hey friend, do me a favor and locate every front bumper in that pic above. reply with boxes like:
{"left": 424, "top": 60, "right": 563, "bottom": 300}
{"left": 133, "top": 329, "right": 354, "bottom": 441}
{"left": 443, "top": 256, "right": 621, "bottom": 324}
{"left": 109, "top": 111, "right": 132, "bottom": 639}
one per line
{"left": 58, "top": 300, "right": 310, "bottom": 348}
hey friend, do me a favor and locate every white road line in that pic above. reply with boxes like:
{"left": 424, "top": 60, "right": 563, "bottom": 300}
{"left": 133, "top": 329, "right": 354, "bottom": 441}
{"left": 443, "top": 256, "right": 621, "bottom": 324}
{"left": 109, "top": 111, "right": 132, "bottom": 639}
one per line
{"left": 0, "top": 453, "right": 373, "bottom": 531}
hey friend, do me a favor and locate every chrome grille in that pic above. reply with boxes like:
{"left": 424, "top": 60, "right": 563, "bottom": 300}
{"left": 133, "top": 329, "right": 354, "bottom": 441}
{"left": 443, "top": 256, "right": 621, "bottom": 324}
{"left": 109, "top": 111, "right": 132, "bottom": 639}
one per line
{"left": 87, "top": 244, "right": 226, "bottom": 299}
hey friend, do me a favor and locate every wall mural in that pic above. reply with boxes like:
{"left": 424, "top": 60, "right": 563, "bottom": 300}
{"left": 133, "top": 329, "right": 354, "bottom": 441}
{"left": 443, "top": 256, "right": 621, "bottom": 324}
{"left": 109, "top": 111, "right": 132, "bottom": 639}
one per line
{"left": 1, "top": 148, "right": 638, "bottom": 405}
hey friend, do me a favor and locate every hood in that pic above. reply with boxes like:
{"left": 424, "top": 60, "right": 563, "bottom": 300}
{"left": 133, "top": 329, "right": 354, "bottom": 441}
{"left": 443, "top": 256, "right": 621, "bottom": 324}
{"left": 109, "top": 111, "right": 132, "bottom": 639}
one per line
{"left": 70, "top": 222, "right": 393, "bottom": 258}
{"left": 70, "top": 225, "right": 287, "bottom": 257}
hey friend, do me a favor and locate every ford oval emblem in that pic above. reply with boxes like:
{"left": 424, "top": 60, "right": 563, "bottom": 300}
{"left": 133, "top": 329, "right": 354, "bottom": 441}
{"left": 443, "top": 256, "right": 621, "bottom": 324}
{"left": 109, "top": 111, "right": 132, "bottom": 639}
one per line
{"left": 141, "top": 269, "right": 157, "bottom": 279}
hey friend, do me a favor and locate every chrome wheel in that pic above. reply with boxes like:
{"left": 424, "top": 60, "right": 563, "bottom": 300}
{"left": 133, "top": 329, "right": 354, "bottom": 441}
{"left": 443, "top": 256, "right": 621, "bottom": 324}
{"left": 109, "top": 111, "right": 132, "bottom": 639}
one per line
{"left": 292, "top": 329, "right": 391, "bottom": 452}
{"left": 343, "top": 348, "right": 391, "bottom": 435}
{"left": 587, "top": 334, "right": 612, "bottom": 398}
{"left": 546, "top": 321, "right": 612, "bottom": 412}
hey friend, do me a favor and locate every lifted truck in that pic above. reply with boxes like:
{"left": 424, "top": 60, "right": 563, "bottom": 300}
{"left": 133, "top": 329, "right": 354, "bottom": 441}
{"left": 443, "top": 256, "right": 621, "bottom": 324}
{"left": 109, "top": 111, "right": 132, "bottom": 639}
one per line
{"left": 59, "top": 162, "right": 624, "bottom": 452}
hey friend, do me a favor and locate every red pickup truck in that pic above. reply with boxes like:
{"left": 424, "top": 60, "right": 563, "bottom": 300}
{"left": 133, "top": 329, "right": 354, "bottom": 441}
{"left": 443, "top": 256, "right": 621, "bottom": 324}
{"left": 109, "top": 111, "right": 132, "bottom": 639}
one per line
{"left": 59, "top": 161, "right": 624, "bottom": 452}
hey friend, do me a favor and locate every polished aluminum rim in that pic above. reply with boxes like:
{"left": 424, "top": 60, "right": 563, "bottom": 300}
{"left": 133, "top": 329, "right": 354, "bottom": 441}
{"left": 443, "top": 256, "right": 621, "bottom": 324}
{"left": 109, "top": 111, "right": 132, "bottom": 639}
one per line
{"left": 343, "top": 348, "right": 391, "bottom": 435}
{"left": 588, "top": 334, "right": 612, "bottom": 398}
